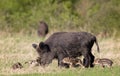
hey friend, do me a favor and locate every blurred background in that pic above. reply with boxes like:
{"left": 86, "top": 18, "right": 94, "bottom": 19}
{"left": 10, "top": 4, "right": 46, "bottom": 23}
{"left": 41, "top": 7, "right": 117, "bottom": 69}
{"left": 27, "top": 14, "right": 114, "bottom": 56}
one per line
{"left": 0, "top": 0, "right": 120, "bottom": 37}
{"left": 0, "top": 0, "right": 120, "bottom": 75}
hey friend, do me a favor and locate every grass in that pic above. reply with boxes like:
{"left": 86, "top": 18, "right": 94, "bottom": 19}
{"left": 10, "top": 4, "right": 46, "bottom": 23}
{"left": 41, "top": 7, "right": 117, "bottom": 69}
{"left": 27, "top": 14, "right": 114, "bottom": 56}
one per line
{"left": 10, "top": 66, "right": 120, "bottom": 76}
{"left": 0, "top": 32, "right": 120, "bottom": 76}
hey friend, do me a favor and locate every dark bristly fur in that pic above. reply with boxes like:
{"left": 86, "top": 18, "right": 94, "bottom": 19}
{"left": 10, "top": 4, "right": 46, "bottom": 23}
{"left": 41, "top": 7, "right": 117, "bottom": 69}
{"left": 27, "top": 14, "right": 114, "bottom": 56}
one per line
{"left": 32, "top": 32, "right": 100, "bottom": 68}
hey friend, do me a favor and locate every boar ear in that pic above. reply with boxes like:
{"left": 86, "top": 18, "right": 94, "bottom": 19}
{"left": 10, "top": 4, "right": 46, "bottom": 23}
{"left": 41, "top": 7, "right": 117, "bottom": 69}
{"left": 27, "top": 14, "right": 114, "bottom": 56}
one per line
{"left": 32, "top": 44, "right": 38, "bottom": 49}
{"left": 39, "top": 42, "right": 45, "bottom": 50}
{"left": 39, "top": 42, "right": 50, "bottom": 52}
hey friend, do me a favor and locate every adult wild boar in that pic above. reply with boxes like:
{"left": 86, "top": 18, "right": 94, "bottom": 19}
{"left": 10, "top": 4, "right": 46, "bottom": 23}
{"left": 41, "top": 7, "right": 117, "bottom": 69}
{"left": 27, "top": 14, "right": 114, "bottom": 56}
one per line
{"left": 37, "top": 21, "right": 49, "bottom": 37}
{"left": 32, "top": 32, "right": 100, "bottom": 68}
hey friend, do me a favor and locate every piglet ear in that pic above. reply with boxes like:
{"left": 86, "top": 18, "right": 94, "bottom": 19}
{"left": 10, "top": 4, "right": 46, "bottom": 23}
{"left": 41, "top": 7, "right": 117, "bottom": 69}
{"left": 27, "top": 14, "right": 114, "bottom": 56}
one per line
{"left": 32, "top": 44, "right": 38, "bottom": 49}
{"left": 39, "top": 42, "right": 45, "bottom": 50}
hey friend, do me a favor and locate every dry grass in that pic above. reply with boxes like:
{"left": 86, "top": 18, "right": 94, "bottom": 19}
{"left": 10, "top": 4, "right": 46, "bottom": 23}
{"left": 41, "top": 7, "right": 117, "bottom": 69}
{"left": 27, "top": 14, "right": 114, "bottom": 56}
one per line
{"left": 0, "top": 33, "right": 120, "bottom": 75}
{"left": 92, "top": 38, "right": 120, "bottom": 66}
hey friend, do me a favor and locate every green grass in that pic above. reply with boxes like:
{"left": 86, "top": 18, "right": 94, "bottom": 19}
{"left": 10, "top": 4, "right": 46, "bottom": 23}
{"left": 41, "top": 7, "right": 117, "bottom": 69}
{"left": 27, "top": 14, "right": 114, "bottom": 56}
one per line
{"left": 11, "top": 66, "right": 120, "bottom": 76}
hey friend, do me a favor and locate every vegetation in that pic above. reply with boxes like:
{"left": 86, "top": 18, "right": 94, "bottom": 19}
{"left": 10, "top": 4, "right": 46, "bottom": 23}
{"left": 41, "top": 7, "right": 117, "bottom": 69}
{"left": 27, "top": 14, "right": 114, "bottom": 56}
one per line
{"left": 11, "top": 66, "right": 120, "bottom": 76}
{"left": 0, "top": 34, "right": 120, "bottom": 76}
{"left": 0, "top": 0, "right": 120, "bottom": 37}
{"left": 0, "top": 0, "right": 120, "bottom": 76}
